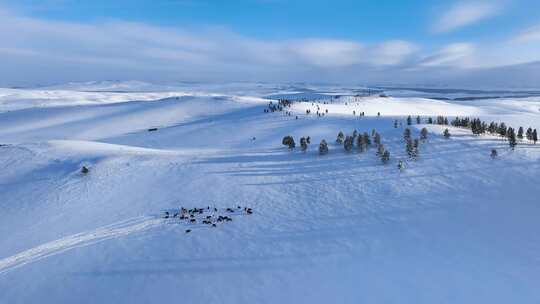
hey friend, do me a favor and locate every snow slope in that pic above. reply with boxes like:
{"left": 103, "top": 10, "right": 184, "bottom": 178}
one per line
{"left": 1, "top": 83, "right": 540, "bottom": 303}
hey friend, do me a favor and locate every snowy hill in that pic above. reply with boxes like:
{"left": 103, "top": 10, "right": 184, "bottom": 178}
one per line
{"left": 1, "top": 83, "right": 540, "bottom": 303}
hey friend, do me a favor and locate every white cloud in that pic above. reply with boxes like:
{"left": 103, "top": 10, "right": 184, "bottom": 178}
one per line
{"left": 288, "top": 39, "right": 364, "bottom": 67}
{"left": 419, "top": 43, "right": 476, "bottom": 67}
{"left": 370, "top": 40, "right": 418, "bottom": 65}
{"left": 0, "top": 5, "right": 539, "bottom": 88}
{"left": 512, "top": 24, "right": 540, "bottom": 43}
{"left": 433, "top": 2, "right": 501, "bottom": 33}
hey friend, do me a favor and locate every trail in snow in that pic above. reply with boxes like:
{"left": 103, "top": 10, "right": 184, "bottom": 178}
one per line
{"left": 0, "top": 216, "right": 162, "bottom": 275}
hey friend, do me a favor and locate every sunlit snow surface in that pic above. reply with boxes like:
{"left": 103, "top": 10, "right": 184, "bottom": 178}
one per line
{"left": 1, "top": 82, "right": 539, "bottom": 303}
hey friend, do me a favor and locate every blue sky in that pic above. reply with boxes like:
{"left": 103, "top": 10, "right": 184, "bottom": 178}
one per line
{"left": 0, "top": 0, "right": 539, "bottom": 87}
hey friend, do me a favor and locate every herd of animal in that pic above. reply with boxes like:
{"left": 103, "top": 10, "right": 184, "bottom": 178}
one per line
{"left": 162, "top": 206, "right": 253, "bottom": 233}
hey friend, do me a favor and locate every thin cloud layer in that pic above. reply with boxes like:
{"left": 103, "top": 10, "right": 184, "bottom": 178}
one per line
{"left": 433, "top": 2, "right": 501, "bottom": 33}
{"left": 0, "top": 6, "right": 539, "bottom": 88}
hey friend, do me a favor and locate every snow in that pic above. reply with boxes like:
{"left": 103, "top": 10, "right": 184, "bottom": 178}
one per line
{"left": 1, "top": 82, "right": 540, "bottom": 303}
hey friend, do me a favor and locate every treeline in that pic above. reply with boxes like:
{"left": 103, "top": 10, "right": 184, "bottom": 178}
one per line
{"left": 264, "top": 99, "right": 293, "bottom": 113}
{"left": 448, "top": 116, "right": 538, "bottom": 148}
{"left": 398, "top": 115, "right": 538, "bottom": 149}
{"left": 282, "top": 129, "right": 391, "bottom": 164}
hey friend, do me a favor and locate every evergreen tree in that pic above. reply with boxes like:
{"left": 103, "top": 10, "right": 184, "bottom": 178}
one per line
{"left": 488, "top": 122, "right": 497, "bottom": 134}
{"left": 428, "top": 117, "right": 433, "bottom": 124}
{"left": 398, "top": 160, "right": 405, "bottom": 171}
{"left": 382, "top": 150, "right": 390, "bottom": 164}
{"left": 416, "top": 116, "right": 421, "bottom": 124}
{"left": 407, "top": 115, "right": 412, "bottom": 125}
{"left": 443, "top": 128, "right": 451, "bottom": 139}
{"left": 336, "top": 131, "right": 345, "bottom": 144}
{"left": 319, "top": 140, "right": 329, "bottom": 155}
{"left": 404, "top": 128, "right": 411, "bottom": 140}
{"left": 374, "top": 132, "right": 381, "bottom": 146}
{"left": 518, "top": 127, "right": 524, "bottom": 140}
{"left": 344, "top": 135, "right": 354, "bottom": 152}
{"left": 444, "top": 117, "right": 449, "bottom": 125}
{"left": 498, "top": 123, "right": 507, "bottom": 137}
{"left": 300, "top": 137, "right": 308, "bottom": 151}
{"left": 357, "top": 133, "right": 365, "bottom": 152}
{"left": 406, "top": 139, "right": 414, "bottom": 158}
{"left": 533, "top": 129, "right": 538, "bottom": 144}
{"left": 420, "top": 128, "right": 428, "bottom": 141}
{"left": 526, "top": 128, "right": 533, "bottom": 141}
{"left": 377, "top": 144, "right": 385, "bottom": 156}
{"left": 508, "top": 127, "right": 517, "bottom": 149}
{"left": 413, "top": 138, "right": 420, "bottom": 158}
{"left": 363, "top": 132, "right": 371, "bottom": 146}
{"left": 282, "top": 136, "right": 295, "bottom": 148}
{"left": 306, "top": 136, "right": 311, "bottom": 144}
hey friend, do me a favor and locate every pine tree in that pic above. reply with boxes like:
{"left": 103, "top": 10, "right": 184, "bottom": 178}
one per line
{"left": 443, "top": 129, "right": 451, "bottom": 139}
{"left": 498, "top": 123, "right": 507, "bottom": 137}
{"left": 533, "top": 129, "right": 538, "bottom": 144}
{"left": 319, "top": 140, "right": 329, "bottom": 155}
{"left": 488, "top": 122, "right": 497, "bottom": 134}
{"left": 420, "top": 128, "right": 428, "bottom": 141}
{"left": 416, "top": 116, "right": 421, "bottom": 124}
{"left": 282, "top": 136, "right": 295, "bottom": 148}
{"left": 508, "top": 127, "right": 517, "bottom": 149}
{"left": 526, "top": 128, "right": 533, "bottom": 141}
{"left": 404, "top": 128, "right": 411, "bottom": 140}
{"left": 413, "top": 138, "right": 420, "bottom": 158}
{"left": 336, "top": 131, "right": 344, "bottom": 144}
{"left": 374, "top": 132, "right": 381, "bottom": 146}
{"left": 377, "top": 144, "right": 385, "bottom": 156}
{"left": 518, "top": 127, "right": 524, "bottom": 140}
{"left": 407, "top": 115, "right": 412, "bottom": 125}
{"left": 382, "top": 150, "right": 390, "bottom": 164}
{"left": 344, "top": 136, "right": 354, "bottom": 152}
{"left": 428, "top": 117, "right": 433, "bottom": 124}
{"left": 357, "top": 133, "right": 365, "bottom": 152}
{"left": 300, "top": 137, "right": 308, "bottom": 151}
{"left": 398, "top": 160, "right": 405, "bottom": 171}
{"left": 363, "top": 132, "right": 371, "bottom": 146}
{"left": 406, "top": 139, "right": 414, "bottom": 158}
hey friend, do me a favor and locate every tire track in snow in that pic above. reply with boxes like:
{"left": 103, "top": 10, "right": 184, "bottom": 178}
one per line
{"left": 0, "top": 216, "right": 162, "bottom": 275}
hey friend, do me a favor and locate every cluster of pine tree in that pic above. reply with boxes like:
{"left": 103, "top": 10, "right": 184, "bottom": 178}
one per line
{"left": 449, "top": 116, "right": 538, "bottom": 148}
{"left": 403, "top": 128, "right": 420, "bottom": 160}
{"left": 264, "top": 99, "right": 293, "bottom": 113}
{"left": 282, "top": 135, "right": 312, "bottom": 150}
{"left": 300, "top": 136, "right": 311, "bottom": 151}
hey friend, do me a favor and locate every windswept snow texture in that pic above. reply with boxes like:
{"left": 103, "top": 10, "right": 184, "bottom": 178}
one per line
{"left": 1, "top": 82, "right": 540, "bottom": 304}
